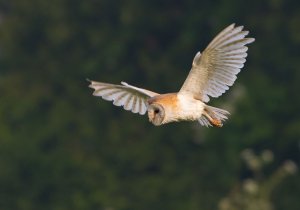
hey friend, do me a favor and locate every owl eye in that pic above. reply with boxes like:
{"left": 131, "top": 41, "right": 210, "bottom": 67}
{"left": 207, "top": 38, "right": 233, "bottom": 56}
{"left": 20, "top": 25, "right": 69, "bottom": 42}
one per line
{"left": 154, "top": 108, "right": 160, "bottom": 114}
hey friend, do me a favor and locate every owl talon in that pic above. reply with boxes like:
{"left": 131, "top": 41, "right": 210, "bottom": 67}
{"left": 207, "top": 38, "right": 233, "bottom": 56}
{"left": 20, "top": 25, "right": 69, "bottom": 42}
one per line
{"left": 211, "top": 119, "right": 223, "bottom": 127}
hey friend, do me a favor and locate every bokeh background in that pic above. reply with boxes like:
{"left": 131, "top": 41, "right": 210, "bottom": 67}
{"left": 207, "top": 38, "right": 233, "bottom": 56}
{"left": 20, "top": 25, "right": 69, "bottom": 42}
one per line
{"left": 0, "top": 0, "right": 299, "bottom": 210}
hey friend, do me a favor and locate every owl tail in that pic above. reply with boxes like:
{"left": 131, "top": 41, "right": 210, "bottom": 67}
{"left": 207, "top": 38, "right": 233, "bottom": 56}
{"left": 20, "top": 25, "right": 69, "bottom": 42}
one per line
{"left": 198, "top": 105, "right": 230, "bottom": 127}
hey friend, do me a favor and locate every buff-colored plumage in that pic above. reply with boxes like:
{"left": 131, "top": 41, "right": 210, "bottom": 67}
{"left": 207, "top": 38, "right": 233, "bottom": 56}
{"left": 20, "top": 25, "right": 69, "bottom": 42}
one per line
{"left": 89, "top": 24, "right": 255, "bottom": 127}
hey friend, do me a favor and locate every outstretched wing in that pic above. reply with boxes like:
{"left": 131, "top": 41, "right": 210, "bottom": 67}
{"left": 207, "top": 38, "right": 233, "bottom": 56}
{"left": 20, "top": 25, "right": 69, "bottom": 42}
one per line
{"left": 88, "top": 80, "right": 159, "bottom": 115}
{"left": 179, "top": 24, "right": 255, "bottom": 102}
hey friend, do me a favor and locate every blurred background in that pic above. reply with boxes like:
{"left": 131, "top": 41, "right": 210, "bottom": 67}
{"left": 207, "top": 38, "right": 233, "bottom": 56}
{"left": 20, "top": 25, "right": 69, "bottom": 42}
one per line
{"left": 0, "top": 0, "right": 299, "bottom": 210}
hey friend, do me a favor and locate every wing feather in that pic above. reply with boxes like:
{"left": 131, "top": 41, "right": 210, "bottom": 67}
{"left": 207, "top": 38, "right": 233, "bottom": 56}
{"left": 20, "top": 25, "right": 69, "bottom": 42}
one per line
{"left": 131, "top": 96, "right": 138, "bottom": 113}
{"left": 124, "top": 95, "right": 134, "bottom": 111}
{"left": 140, "top": 98, "right": 148, "bottom": 115}
{"left": 88, "top": 80, "right": 159, "bottom": 115}
{"left": 179, "top": 24, "right": 255, "bottom": 102}
{"left": 113, "top": 92, "right": 128, "bottom": 106}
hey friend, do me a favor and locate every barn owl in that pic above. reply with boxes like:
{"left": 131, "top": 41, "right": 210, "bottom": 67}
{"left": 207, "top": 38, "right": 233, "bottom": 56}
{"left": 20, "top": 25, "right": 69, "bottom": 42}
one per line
{"left": 88, "top": 24, "right": 255, "bottom": 127}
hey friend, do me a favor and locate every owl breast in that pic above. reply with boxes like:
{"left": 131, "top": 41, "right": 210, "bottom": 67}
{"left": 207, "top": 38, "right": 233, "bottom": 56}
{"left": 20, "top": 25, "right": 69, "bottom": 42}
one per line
{"left": 148, "top": 93, "right": 205, "bottom": 124}
{"left": 176, "top": 93, "right": 205, "bottom": 121}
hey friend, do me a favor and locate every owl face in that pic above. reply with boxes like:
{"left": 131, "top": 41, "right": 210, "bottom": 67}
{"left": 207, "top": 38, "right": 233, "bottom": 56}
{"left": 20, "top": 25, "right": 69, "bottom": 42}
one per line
{"left": 147, "top": 103, "right": 165, "bottom": 126}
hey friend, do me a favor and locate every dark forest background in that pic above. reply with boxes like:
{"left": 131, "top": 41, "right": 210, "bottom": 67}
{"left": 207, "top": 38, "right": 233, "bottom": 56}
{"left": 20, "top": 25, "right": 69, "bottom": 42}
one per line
{"left": 0, "top": 0, "right": 299, "bottom": 210}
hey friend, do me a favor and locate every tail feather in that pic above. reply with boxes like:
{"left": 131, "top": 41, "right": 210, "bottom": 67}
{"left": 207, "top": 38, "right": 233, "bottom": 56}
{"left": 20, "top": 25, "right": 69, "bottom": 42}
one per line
{"left": 198, "top": 116, "right": 212, "bottom": 127}
{"left": 198, "top": 105, "right": 230, "bottom": 127}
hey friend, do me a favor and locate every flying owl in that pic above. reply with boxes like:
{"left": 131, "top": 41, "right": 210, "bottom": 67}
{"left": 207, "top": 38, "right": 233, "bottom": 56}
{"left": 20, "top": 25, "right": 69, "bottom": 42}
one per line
{"left": 88, "top": 24, "right": 255, "bottom": 127}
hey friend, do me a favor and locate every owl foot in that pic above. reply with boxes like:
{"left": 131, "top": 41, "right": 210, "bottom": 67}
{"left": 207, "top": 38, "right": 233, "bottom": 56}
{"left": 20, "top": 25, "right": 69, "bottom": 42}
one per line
{"left": 210, "top": 118, "right": 223, "bottom": 127}
{"left": 202, "top": 105, "right": 229, "bottom": 127}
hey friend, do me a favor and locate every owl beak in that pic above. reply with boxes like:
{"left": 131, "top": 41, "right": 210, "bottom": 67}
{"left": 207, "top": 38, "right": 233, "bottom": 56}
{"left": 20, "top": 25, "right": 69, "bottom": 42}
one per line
{"left": 148, "top": 110, "right": 154, "bottom": 123}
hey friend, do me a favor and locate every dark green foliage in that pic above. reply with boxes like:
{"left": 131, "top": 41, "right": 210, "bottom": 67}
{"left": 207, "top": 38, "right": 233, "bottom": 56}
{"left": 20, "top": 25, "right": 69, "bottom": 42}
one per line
{"left": 0, "top": 0, "right": 299, "bottom": 210}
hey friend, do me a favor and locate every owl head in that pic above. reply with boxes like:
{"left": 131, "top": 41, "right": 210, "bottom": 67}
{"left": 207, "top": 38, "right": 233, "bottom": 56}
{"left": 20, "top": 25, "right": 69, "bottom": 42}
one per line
{"left": 147, "top": 103, "right": 165, "bottom": 126}
{"left": 147, "top": 93, "right": 179, "bottom": 126}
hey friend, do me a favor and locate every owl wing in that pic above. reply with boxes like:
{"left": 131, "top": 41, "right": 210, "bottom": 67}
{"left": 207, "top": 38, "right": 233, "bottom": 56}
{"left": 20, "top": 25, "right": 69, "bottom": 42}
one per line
{"left": 88, "top": 80, "right": 159, "bottom": 115}
{"left": 179, "top": 24, "right": 255, "bottom": 102}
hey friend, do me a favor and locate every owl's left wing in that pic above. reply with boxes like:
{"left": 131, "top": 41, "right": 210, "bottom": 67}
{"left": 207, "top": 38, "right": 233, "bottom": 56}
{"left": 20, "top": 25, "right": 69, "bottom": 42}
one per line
{"left": 179, "top": 24, "right": 255, "bottom": 102}
{"left": 88, "top": 80, "right": 159, "bottom": 115}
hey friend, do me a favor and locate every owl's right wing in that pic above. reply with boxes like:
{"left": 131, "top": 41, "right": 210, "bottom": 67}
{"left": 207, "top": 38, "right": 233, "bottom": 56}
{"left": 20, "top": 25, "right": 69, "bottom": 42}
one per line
{"left": 88, "top": 80, "right": 159, "bottom": 115}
